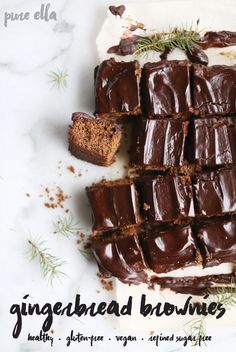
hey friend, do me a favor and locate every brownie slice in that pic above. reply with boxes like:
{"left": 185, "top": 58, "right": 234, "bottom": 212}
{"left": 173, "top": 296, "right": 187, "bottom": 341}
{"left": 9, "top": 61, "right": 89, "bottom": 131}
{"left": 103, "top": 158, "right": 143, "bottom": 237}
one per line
{"left": 193, "top": 168, "right": 236, "bottom": 217}
{"left": 188, "top": 117, "right": 236, "bottom": 167}
{"left": 196, "top": 218, "right": 236, "bottom": 267}
{"left": 91, "top": 233, "right": 148, "bottom": 284}
{"left": 95, "top": 58, "right": 141, "bottom": 119}
{"left": 141, "top": 225, "right": 200, "bottom": 274}
{"left": 193, "top": 64, "right": 236, "bottom": 116}
{"left": 68, "top": 112, "right": 122, "bottom": 166}
{"left": 138, "top": 175, "right": 195, "bottom": 223}
{"left": 86, "top": 179, "right": 141, "bottom": 232}
{"left": 130, "top": 118, "right": 188, "bottom": 170}
{"left": 142, "top": 60, "right": 192, "bottom": 118}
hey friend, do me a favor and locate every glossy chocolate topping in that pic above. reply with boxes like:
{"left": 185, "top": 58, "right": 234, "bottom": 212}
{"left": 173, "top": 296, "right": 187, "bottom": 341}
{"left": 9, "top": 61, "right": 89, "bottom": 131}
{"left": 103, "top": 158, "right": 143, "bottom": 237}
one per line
{"left": 185, "top": 47, "right": 209, "bottom": 65}
{"left": 193, "top": 168, "right": 236, "bottom": 217}
{"left": 188, "top": 117, "right": 236, "bottom": 167}
{"left": 151, "top": 274, "right": 236, "bottom": 295}
{"left": 142, "top": 225, "right": 199, "bottom": 274}
{"left": 92, "top": 234, "right": 148, "bottom": 284}
{"left": 193, "top": 64, "right": 236, "bottom": 116}
{"left": 200, "top": 31, "right": 236, "bottom": 49}
{"left": 109, "top": 5, "right": 126, "bottom": 17}
{"left": 86, "top": 180, "right": 141, "bottom": 232}
{"left": 95, "top": 59, "right": 141, "bottom": 118}
{"left": 197, "top": 219, "right": 236, "bottom": 267}
{"left": 138, "top": 175, "right": 195, "bottom": 223}
{"left": 142, "top": 60, "right": 192, "bottom": 117}
{"left": 130, "top": 118, "right": 188, "bottom": 170}
{"left": 107, "top": 36, "right": 141, "bottom": 56}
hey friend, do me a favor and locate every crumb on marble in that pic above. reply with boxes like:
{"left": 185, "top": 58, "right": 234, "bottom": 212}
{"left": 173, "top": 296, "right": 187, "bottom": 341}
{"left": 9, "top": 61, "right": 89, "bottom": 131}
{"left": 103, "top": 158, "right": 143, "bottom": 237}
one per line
{"left": 67, "top": 165, "right": 75, "bottom": 174}
{"left": 26, "top": 193, "right": 30, "bottom": 197}
{"left": 100, "top": 279, "right": 113, "bottom": 291}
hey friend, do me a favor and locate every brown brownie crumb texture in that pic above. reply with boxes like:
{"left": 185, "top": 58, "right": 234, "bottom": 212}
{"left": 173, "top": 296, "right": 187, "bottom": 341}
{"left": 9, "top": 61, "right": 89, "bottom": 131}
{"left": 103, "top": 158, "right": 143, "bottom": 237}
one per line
{"left": 69, "top": 112, "right": 122, "bottom": 166}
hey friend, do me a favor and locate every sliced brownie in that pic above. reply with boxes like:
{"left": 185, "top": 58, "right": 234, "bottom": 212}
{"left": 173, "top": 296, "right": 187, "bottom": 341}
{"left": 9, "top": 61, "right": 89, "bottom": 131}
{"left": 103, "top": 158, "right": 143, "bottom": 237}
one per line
{"left": 95, "top": 58, "right": 141, "bottom": 119}
{"left": 68, "top": 112, "right": 122, "bottom": 166}
{"left": 86, "top": 179, "right": 141, "bottom": 232}
{"left": 142, "top": 60, "right": 192, "bottom": 118}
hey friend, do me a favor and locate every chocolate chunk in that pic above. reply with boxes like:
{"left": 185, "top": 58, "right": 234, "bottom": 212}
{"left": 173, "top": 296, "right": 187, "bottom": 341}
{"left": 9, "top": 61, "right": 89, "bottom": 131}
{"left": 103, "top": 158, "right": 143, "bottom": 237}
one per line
{"left": 188, "top": 117, "right": 236, "bottom": 167}
{"left": 193, "top": 168, "right": 236, "bottom": 217}
{"left": 95, "top": 59, "right": 141, "bottom": 119}
{"left": 197, "top": 219, "right": 236, "bottom": 267}
{"left": 130, "top": 118, "right": 189, "bottom": 170}
{"left": 142, "top": 225, "right": 200, "bottom": 274}
{"left": 185, "top": 47, "right": 209, "bottom": 65}
{"left": 68, "top": 112, "right": 122, "bottom": 166}
{"left": 109, "top": 5, "right": 126, "bottom": 17}
{"left": 200, "top": 31, "right": 236, "bottom": 49}
{"left": 107, "top": 36, "right": 140, "bottom": 56}
{"left": 142, "top": 60, "right": 192, "bottom": 118}
{"left": 138, "top": 175, "right": 195, "bottom": 223}
{"left": 193, "top": 64, "right": 236, "bottom": 116}
{"left": 151, "top": 274, "right": 236, "bottom": 295}
{"left": 92, "top": 234, "right": 148, "bottom": 284}
{"left": 86, "top": 179, "right": 141, "bottom": 232}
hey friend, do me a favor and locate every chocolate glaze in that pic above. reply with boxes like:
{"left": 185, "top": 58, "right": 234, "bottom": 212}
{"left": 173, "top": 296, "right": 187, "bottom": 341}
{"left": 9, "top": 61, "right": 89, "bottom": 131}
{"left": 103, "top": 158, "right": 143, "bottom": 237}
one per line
{"left": 197, "top": 218, "right": 236, "bottom": 267}
{"left": 109, "top": 5, "right": 126, "bottom": 17}
{"left": 86, "top": 180, "right": 141, "bottom": 232}
{"left": 193, "top": 168, "right": 236, "bottom": 217}
{"left": 151, "top": 274, "right": 236, "bottom": 295}
{"left": 193, "top": 64, "right": 236, "bottom": 116}
{"left": 142, "top": 60, "right": 192, "bottom": 118}
{"left": 92, "top": 234, "right": 148, "bottom": 284}
{"left": 138, "top": 175, "right": 195, "bottom": 223}
{"left": 107, "top": 36, "right": 141, "bottom": 56}
{"left": 200, "top": 31, "right": 236, "bottom": 49}
{"left": 142, "top": 225, "right": 200, "bottom": 274}
{"left": 188, "top": 118, "right": 236, "bottom": 167}
{"left": 159, "top": 47, "right": 172, "bottom": 60}
{"left": 130, "top": 118, "right": 188, "bottom": 170}
{"left": 95, "top": 59, "right": 141, "bottom": 119}
{"left": 185, "top": 47, "right": 209, "bottom": 65}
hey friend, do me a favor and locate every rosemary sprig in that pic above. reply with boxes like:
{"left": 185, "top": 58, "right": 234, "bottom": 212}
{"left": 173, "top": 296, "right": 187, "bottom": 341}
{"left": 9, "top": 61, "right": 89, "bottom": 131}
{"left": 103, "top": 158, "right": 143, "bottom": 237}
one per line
{"left": 135, "top": 23, "right": 201, "bottom": 56}
{"left": 48, "top": 69, "right": 68, "bottom": 90}
{"left": 27, "top": 238, "right": 66, "bottom": 285}
{"left": 53, "top": 214, "right": 81, "bottom": 238}
{"left": 186, "top": 279, "right": 236, "bottom": 345}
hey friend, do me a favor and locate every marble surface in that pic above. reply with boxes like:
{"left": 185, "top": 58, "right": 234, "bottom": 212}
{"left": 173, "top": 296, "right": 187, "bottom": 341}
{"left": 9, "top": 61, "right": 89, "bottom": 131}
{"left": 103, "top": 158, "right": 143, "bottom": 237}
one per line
{"left": 0, "top": 0, "right": 236, "bottom": 351}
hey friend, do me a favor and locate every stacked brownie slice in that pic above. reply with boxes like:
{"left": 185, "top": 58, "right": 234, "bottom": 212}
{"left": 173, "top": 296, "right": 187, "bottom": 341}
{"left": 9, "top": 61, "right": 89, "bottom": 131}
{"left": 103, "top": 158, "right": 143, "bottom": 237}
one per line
{"left": 85, "top": 58, "right": 236, "bottom": 295}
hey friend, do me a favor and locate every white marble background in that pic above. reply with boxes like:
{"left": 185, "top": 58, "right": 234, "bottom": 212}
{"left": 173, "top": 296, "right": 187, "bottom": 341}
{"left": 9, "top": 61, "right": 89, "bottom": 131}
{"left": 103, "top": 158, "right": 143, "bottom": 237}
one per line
{"left": 0, "top": 0, "right": 236, "bottom": 351}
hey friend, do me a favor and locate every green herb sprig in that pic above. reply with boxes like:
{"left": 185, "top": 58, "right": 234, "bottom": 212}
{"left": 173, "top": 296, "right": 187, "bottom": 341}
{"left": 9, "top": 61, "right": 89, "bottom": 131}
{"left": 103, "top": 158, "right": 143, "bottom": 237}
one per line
{"left": 48, "top": 69, "right": 68, "bottom": 90}
{"left": 135, "top": 22, "right": 201, "bottom": 56}
{"left": 186, "top": 280, "right": 236, "bottom": 346}
{"left": 27, "top": 238, "right": 66, "bottom": 285}
{"left": 53, "top": 214, "right": 81, "bottom": 238}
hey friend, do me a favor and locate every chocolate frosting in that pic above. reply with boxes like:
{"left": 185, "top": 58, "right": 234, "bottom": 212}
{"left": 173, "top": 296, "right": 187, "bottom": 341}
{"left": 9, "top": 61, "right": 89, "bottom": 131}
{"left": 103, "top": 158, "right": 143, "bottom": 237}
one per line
{"left": 142, "top": 60, "right": 192, "bottom": 117}
{"left": 151, "top": 274, "right": 236, "bottom": 295}
{"left": 200, "top": 31, "right": 236, "bottom": 49}
{"left": 188, "top": 117, "right": 236, "bottom": 167}
{"left": 193, "top": 64, "right": 236, "bottom": 116}
{"left": 130, "top": 118, "right": 188, "bottom": 170}
{"left": 95, "top": 58, "right": 141, "bottom": 118}
{"left": 142, "top": 225, "right": 199, "bottom": 273}
{"left": 86, "top": 180, "right": 141, "bottom": 232}
{"left": 92, "top": 234, "right": 148, "bottom": 284}
{"left": 138, "top": 175, "right": 195, "bottom": 223}
{"left": 193, "top": 168, "right": 236, "bottom": 217}
{"left": 197, "top": 218, "right": 236, "bottom": 267}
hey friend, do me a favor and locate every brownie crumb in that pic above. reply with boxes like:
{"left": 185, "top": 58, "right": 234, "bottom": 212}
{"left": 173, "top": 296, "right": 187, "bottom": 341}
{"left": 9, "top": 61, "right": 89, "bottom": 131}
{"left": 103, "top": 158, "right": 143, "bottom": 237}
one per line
{"left": 26, "top": 193, "right": 30, "bottom": 197}
{"left": 100, "top": 279, "right": 113, "bottom": 291}
{"left": 67, "top": 165, "right": 75, "bottom": 173}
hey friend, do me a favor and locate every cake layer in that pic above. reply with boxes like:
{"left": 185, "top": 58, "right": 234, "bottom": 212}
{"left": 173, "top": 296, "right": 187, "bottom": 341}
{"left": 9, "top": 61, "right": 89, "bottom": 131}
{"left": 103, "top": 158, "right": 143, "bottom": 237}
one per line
{"left": 193, "top": 168, "right": 236, "bottom": 217}
{"left": 193, "top": 64, "right": 236, "bottom": 116}
{"left": 86, "top": 179, "right": 141, "bottom": 232}
{"left": 188, "top": 117, "right": 236, "bottom": 167}
{"left": 138, "top": 175, "right": 195, "bottom": 223}
{"left": 141, "top": 225, "right": 200, "bottom": 274}
{"left": 94, "top": 58, "right": 141, "bottom": 119}
{"left": 68, "top": 112, "right": 122, "bottom": 166}
{"left": 197, "top": 218, "right": 236, "bottom": 268}
{"left": 142, "top": 60, "right": 192, "bottom": 118}
{"left": 130, "top": 118, "right": 188, "bottom": 170}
